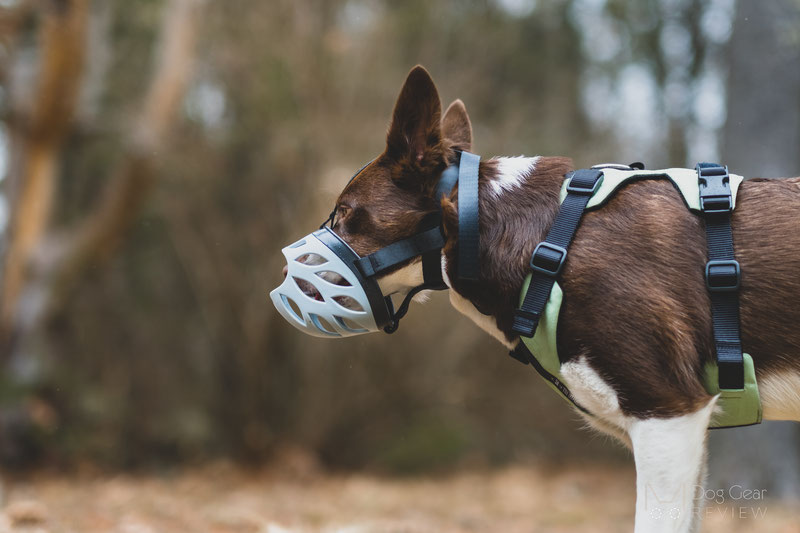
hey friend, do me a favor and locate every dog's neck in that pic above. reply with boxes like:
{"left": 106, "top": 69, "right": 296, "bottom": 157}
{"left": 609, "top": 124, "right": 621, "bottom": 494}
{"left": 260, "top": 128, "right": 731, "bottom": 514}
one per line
{"left": 442, "top": 155, "right": 574, "bottom": 343}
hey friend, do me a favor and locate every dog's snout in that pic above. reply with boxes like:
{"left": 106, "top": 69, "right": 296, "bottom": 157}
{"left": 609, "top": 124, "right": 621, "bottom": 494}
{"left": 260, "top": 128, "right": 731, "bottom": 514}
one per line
{"left": 282, "top": 265, "right": 288, "bottom": 278}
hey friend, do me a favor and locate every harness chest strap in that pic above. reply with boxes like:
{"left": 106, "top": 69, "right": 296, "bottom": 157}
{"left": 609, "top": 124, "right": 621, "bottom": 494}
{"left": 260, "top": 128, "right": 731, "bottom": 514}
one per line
{"left": 697, "top": 162, "right": 744, "bottom": 390}
{"left": 510, "top": 165, "right": 761, "bottom": 429}
{"left": 511, "top": 169, "right": 604, "bottom": 337}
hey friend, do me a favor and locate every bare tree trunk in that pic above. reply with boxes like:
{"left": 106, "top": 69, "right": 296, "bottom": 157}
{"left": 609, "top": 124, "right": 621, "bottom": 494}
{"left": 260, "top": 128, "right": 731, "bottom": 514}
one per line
{"left": 1, "top": 0, "right": 203, "bottom": 363}
{"left": 710, "top": 0, "right": 800, "bottom": 501}
{"left": 0, "top": 0, "right": 88, "bottom": 339}
{"left": 48, "top": 0, "right": 204, "bottom": 315}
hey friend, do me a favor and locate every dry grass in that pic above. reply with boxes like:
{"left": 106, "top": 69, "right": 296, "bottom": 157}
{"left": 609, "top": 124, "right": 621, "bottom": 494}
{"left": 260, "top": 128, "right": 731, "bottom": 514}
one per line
{"left": 0, "top": 461, "right": 797, "bottom": 532}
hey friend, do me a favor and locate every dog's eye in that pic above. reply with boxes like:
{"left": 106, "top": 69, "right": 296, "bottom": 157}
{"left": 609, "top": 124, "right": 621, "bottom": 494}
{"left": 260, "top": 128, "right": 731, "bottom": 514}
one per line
{"left": 334, "top": 205, "right": 351, "bottom": 227}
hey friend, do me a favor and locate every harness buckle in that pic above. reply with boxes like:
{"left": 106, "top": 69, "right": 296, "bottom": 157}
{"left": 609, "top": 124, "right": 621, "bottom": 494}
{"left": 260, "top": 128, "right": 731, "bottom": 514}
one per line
{"left": 530, "top": 242, "right": 568, "bottom": 277}
{"left": 697, "top": 163, "right": 733, "bottom": 213}
{"left": 511, "top": 309, "right": 541, "bottom": 338}
{"left": 706, "top": 259, "right": 741, "bottom": 292}
{"left": 566, "top": 171, "right": 604, "bottom": 196}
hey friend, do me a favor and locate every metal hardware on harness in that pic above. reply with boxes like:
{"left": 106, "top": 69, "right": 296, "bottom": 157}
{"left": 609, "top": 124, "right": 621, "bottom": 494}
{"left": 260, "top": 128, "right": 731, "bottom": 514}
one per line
{"left": 512, "top": 168, "right": 603, "bottom": 337}
{"left": 697, "top": 162, "right": 745, "bottom": 390}
{"left": 590, "top": 162, "right": 646, "bottom": 171}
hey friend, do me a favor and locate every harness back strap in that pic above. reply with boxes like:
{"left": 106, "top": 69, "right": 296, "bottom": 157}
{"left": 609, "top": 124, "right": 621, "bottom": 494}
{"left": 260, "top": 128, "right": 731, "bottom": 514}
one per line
{"left": 512, "top": 169, "right": 604, "bottom": 337}
{"left": 697, "top": 162, "right": 745, "bottom": 390}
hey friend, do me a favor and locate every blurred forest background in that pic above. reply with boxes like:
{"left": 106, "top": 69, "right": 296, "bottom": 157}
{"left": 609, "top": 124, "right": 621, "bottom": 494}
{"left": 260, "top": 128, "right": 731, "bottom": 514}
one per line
{"left": 0, "top": 0, "right": 799, "bottom": 507}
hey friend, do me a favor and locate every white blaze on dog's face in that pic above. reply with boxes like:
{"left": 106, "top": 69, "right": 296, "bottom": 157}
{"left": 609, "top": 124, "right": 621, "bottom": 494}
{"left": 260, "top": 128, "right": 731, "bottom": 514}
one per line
{"left": 325, "top": 66, "right": 473, "bottom": 296}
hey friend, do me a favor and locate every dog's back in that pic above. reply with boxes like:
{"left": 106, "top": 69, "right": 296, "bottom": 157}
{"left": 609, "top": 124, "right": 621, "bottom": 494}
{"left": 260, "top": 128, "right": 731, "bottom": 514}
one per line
{"left": 554, "top": 176, "right": 800, "bottom": 419}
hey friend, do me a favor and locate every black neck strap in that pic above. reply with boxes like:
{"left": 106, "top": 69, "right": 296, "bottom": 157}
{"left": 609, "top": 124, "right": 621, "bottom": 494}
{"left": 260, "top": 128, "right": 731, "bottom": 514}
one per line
{"left": 371, "top": 152, "right": 482, "bottom": 333}
{"left": 345, "top": 151, "right": 482, "bottom": 288}
{"left": 435, "top": 164, "right": 459, "bottom": 204}
{"left": 321, "top": 151, "right": 483, "bottom": 334}
{"left": 457, "top": 152, "right": 481, "bottom": 281}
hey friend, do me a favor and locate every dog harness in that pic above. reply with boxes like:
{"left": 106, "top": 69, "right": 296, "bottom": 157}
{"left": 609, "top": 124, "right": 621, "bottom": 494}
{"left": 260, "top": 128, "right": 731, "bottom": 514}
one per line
{"left": 509, "top": 163, "right": 762, "bottom": 429}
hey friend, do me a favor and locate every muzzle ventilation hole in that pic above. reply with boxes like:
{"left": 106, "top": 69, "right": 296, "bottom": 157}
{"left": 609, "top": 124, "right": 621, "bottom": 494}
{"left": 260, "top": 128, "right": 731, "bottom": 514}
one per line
{"left": 334, "top": 316, "right": 368, "bottom": 333}
{"left": 295, "top": 253, "right": 328, "bottom": 265}
{"left": 314, "top": 271, "right": 351, "bottom": 286}
{"left": 280, "top": 294, "right": 304, "bottom": 324}
{"left": 293, "top": 277, "right": 324, "bottom": 301}
{"left": 309, "top": 313, "right": 340, "bottom": 336}
{"left": 332, "top": 295, "right": 365, "bottom": 312}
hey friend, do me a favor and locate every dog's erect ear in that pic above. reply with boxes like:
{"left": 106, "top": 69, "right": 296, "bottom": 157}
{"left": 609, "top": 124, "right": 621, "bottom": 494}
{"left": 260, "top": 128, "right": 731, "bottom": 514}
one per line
{"left": 442, "top": 99, "right": 472, "bottom": 152}
{"left": 386, "top": 66, "right": 442, "bottom": 166}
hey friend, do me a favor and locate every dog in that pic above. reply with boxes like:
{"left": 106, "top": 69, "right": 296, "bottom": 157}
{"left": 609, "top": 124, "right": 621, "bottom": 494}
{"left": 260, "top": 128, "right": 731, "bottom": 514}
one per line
{"left": 276, "top": 65, "right": 800, "bottom": 532}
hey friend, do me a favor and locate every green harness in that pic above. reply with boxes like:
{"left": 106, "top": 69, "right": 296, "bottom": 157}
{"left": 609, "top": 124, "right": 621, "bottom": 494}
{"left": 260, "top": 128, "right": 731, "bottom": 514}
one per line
{"left": 517, "top": 167, "right": 762, "bottom": 429}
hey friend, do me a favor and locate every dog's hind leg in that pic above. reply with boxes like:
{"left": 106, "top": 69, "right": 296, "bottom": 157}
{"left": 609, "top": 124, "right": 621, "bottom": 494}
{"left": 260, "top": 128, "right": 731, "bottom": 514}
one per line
{"left": 628, "top": 397, "right": 717, "bottom": 533}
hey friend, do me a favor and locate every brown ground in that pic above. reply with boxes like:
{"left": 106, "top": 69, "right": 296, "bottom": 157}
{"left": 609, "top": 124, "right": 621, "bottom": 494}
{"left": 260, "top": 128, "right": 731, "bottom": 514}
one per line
{"left": 0, "top": 461, "right": 797, "bottom": 533}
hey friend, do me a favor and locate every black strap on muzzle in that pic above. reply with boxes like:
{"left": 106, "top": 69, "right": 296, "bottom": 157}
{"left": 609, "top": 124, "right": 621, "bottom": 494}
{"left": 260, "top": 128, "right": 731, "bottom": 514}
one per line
{"left": 457, "top": 152, "right": 481, "bottom": 281}
{"left": 355, "top": 225, "right": 445, "bottom": 279}
{"left": 321, "top": 151, "right": 482, "bottom": 333}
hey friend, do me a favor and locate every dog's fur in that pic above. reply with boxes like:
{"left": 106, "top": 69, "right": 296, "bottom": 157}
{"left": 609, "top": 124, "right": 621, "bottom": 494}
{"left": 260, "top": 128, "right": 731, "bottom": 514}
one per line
{"left": 328, "top": 66, "right": 800, "bottom": 532}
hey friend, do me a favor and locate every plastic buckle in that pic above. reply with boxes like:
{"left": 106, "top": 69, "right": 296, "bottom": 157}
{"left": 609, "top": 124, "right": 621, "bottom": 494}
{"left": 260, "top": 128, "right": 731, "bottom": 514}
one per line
{"left": 706, "top": 259, "right": 741, "bottom": 292}
{"left": 512, "top": 309, "right": 541, "bottom": 337}
{"left": 697, "top": 163, "right": 732, "bottom": 213}
{"left": 566, "top": 172, "right": 604, "bottom": 196}
{"left": 530, "top": 242, "right": 568, "bottom": 277}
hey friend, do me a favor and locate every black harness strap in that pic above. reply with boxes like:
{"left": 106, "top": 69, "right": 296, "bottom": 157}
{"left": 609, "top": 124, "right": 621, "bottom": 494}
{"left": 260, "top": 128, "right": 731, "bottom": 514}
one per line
{"left": 509, "top": 342, "right": 590, "bottom": 414}
{"left": 435, "top": 164, "right": 460, "bottom": 204}
{"left": 322, "top": 151, "right": 483, "bottom": 334}
{"left": 355, "top": 226, "right": 445, "bottom": 278}
{"left": 697, "top": 162, "right": 744, "bottom": 390}
{"left": 457, "top": 151, "right": 481, "bottom": 281}
{"left": 511, "top": 169, "right": 604, "bottom": 337}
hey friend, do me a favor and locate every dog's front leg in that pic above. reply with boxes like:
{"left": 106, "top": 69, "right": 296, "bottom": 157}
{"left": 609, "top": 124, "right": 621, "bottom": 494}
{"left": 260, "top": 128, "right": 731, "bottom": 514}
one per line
{"left": 628, "top": 398, "right": 716, "bottom": 533}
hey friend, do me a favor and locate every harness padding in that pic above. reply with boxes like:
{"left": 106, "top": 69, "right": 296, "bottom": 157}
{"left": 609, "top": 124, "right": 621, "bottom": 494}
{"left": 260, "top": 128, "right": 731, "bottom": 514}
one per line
{"left": 519, "top": 167, "right": 761, "bottom": 429}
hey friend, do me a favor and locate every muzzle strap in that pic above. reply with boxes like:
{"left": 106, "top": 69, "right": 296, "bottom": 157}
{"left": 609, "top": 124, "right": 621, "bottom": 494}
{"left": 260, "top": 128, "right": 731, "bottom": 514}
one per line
{"left": 354, "top": 226, "right": 445, "bottom": 278}
{"left": 457, "top": 151, "right": 481, "bottom": 281}
{"left": 307, "top": 153, "right": 481, "bottom": 336}
{"left": 435, "top": 164, "right": 459, "bottom": 202}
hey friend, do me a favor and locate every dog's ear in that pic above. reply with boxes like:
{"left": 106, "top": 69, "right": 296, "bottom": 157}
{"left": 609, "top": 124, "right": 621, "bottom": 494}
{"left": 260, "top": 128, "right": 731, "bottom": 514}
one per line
{"left": 386, "top": 66, "right": 443, "bottom": 167}
{"left": 442, "top": 99, "right": 472, "bottom": 152}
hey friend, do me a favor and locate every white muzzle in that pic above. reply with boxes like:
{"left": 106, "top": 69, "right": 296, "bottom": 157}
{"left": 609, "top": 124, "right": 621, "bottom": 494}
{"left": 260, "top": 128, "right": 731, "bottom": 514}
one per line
{"left": 270, "top": 228, "right": 386, "bottom": 337}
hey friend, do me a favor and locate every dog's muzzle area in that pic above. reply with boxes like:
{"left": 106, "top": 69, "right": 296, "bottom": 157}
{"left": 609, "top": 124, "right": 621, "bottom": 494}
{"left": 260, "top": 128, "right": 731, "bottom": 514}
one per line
{"left": 270, "top": 229, "right": 381, "bottom": 338}
{"left": 292, "top": 266, "right": 352, "bottom": 302}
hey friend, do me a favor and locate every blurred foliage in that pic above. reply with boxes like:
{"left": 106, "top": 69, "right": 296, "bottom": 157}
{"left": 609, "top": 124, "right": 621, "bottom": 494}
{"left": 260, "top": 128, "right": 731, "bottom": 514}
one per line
{"left": 3, "top": 0, "right": 794, "bottom": 475}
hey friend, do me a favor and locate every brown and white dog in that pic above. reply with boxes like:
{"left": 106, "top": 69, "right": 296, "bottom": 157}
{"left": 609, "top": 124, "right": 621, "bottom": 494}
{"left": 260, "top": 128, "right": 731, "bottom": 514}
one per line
{"left": 304, "top": 66, "right": 800, "bottom": 532}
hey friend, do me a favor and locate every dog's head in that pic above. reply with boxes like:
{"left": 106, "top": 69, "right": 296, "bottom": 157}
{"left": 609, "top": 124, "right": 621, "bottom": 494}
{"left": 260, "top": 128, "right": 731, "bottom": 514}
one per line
{"left": 271, "top": 66, "right": 477, "bottom": 337}
{"left": 330, "top": 66, "right": 472, "bottom": 292}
